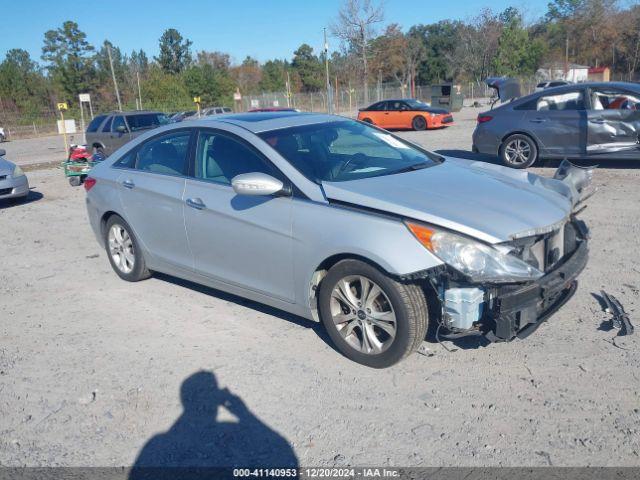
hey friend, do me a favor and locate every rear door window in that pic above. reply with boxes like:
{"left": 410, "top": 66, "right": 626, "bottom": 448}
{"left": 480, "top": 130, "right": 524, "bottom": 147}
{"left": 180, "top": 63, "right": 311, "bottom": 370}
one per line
{"left": 135, "top": 131, "right": 192, "bottom": 176}
{"left": 537, "top": 91, "right": 585, "bottom": 111}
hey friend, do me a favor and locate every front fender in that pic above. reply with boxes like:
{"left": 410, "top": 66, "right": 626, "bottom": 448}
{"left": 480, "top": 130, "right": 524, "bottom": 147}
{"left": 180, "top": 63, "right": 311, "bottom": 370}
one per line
{"left": 292, "top": 200, "right": 443, "bottom": 309}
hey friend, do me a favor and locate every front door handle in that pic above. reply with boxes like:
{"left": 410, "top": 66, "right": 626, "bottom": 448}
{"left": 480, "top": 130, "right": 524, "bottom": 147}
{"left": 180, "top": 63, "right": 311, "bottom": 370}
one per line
{"left": 186, "top": 197, "right": 206, "bottom": 210}
{"left": 530, "top": 118, "right": 548, "bottom": 123}
{"left": 122, "top": 179, "right": 135, "bottom": 189}
{"left": 591, "top": 118, "right": 607, "bottom": 124}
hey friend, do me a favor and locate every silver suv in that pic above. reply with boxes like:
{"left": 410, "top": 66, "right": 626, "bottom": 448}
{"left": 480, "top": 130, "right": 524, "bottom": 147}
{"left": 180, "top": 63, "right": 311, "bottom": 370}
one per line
{"left": 85, "top": 111, "right": 169, "bottom": 157}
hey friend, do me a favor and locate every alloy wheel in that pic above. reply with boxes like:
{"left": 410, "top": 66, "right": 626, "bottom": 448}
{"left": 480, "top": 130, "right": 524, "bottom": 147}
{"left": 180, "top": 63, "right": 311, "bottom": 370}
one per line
{"left": 504, "top": 139, "right": 532, "bottom": 165}
{"left": 108, "top": 224, "right": 135, "bottom": 274}
{"left": 329, "top": 275, "right": 397, "bottom": 354}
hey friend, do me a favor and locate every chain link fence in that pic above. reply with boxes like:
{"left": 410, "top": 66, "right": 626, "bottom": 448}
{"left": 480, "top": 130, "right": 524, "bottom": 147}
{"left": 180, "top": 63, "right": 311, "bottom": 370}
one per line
{"left": 0, "top": 77, "right": 540, "bottom": 142}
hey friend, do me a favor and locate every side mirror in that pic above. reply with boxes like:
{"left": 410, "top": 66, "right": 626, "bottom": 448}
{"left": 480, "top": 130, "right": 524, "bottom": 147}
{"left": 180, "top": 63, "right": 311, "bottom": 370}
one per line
{"left": 0, "top": 149, "right": 5, "bottom": 156}
{"left": 231, "top": 172, "right": 287, "bottom": 197}
{"left": 115, "top": 125, "right": 127, "bottom": 134}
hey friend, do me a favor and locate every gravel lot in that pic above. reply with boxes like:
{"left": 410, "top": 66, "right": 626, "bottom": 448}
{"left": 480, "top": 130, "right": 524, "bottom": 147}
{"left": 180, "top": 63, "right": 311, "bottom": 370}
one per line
{"left": 1, "top": 107, "right": 639, "bottom": 468}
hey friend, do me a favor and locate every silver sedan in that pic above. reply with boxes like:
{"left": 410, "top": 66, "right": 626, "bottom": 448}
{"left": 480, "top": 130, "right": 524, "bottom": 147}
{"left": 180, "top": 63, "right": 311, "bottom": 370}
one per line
{"left": 84, "top": 112, "right": 591, "bottom": 367}
{"left": 0, "top": 149, "right": 29, "bottom": 201}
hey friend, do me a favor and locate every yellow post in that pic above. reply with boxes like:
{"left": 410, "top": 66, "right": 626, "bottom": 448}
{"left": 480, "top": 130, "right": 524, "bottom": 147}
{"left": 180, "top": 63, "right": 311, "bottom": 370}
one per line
{"left": 193, "top": 97, "right": 201, "bottom": 117}
{"left": 57, "top": 102, "right": 69, "bottom": 154}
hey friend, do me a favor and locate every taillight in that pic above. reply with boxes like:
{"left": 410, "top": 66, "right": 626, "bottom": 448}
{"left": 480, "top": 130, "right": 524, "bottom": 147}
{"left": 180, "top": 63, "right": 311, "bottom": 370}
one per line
{"left": 84, "top": 177, "right": 97, "bottom": 192}
{"left": 477, "top": 114, "right": 493, "bottom": 124}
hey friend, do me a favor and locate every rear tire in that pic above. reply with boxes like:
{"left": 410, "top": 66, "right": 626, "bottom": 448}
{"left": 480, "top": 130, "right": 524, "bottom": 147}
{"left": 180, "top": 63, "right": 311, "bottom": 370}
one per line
{"left": 318, "top": 259, "right": 428, "bottom": 368}
{"left": 104, "top": 215, "right": 151, "bottom": 282}
{"left": 68, "top": 176, "right": 81, "bottom": 187}
{"left": 412, "top": 116, "right": 427, "bottom": 131}
{"left": 499, "top": 134, "right": 538, "bottom": 169}
{"left": 362, "top": 118, "right": 373, "bottom": 124}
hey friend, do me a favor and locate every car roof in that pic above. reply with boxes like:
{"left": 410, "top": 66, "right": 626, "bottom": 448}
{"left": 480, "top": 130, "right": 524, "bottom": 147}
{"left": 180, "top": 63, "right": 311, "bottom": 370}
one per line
{"left": 106, "top": 110, "right": 163, "bottom": 116}
{"left": 377, "top": 98, "right": 417, "bottom": 103}
{"left": 500, "top": 81, "right": 640, "bottom": 109}
{"left": 536, "top": 81, "right": 640, "bottom": 93}
{"left": 188, "top": 112, "right": 347, "bottom": 133}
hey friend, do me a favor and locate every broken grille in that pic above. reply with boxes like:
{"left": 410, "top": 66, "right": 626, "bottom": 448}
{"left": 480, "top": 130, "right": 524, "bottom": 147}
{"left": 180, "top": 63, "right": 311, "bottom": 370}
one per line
{"left": 514, "top": 221, "right": 580, "bottom": 272}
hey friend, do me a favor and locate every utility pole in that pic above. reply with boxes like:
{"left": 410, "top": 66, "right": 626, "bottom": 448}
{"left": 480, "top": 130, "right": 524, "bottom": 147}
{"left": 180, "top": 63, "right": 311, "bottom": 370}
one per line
{"left": 564, "top": 36, "right": 569, "bottom": 80}
{"left": 107, "top": 43, "right": 122, "bottom": 111}
{"left": 324, "top": 28, "right": 333, "bottom": 114}
{"left": 136, "top": 71, "right": 143, "bottom": 110}
{"left": 286, "top": 70, "right": 292, "bottom": 108}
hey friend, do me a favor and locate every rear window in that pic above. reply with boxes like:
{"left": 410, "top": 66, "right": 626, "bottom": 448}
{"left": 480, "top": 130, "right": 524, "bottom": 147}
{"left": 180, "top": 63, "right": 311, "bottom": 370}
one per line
{"left": 125, "top": 113, "right": 169, "bottom": 132}
{"left": 86, "top": 115, "right": 106, "bottom": 133}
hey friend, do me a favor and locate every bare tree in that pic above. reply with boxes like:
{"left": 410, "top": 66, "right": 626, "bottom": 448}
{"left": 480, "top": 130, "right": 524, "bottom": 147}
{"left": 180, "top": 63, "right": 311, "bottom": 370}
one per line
{"left": 331, "top": 0, "right": 384, "bottom": 104}
{"left": 453, "top": 9, "right": 502, "bottom": 86}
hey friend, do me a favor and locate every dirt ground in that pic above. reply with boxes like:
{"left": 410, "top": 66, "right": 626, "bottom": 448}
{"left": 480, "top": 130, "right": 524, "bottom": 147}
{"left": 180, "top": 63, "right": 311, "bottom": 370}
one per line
{"left": 1, "top": 107, "right": 639, "bottom": 468}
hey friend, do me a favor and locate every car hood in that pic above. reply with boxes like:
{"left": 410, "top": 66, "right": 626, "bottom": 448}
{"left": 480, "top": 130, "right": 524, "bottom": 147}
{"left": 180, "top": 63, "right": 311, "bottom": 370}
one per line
{"left": 321, "top": 157, "right": 573, "bottom": 244}
{"left": 0, "top": 157, "right": 16, "bottom": 175}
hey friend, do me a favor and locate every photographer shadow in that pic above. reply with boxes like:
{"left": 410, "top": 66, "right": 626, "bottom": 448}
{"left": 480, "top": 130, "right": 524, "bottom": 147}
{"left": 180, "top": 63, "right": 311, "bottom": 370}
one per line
{"left": 129, "top": 371, "right": 298, "bottom": 479}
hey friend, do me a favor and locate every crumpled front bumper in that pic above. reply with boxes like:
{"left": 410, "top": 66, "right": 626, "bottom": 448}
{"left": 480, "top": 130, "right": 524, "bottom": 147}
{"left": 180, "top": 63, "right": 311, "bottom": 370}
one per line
{"left": 485, "top": 238, "right": 588, "bottom": 341}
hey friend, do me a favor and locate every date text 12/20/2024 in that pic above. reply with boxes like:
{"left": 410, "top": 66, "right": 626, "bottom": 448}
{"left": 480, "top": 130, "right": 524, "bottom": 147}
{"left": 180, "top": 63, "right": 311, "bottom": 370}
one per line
{"left": 233, "top": 468, "right": 401, "bottom": 478}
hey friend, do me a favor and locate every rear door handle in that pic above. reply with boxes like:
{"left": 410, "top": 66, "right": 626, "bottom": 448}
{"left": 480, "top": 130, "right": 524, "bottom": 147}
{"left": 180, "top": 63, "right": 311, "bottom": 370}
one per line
{"left": 591, "top": 118, "right": 606, "bottom": 124}
{"left": 530, "top": 118, "right": 548, "bottom": 123}
{"left": 186, "top": 197, "right": 206, "bottom": 210}
{"left": 122, "top": 180, "right": 135, "bottom": 189}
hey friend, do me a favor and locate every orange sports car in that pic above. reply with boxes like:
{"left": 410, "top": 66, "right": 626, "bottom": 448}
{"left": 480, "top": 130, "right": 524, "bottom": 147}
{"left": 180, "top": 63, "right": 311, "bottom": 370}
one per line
{"left": 357, "top": 98, "right": 454, "bottom": 130}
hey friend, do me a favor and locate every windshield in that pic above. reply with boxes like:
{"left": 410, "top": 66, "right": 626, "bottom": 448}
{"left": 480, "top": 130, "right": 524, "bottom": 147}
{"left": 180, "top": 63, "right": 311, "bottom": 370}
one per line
{"left": 259, "top": 120, "right": 440, "bottom": 183}
{"left": 125, "top": 113, "right": 169, "bottom": 131}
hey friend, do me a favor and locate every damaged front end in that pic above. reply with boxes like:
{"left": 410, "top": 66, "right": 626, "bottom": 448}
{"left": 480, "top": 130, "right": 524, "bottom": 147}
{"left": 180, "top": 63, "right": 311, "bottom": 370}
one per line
{"left": 416, "top": 161, "right": 592, "bottom": 342}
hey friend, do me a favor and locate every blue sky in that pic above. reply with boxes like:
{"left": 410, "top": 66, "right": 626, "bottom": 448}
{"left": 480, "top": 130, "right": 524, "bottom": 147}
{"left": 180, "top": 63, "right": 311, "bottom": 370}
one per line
{"left": 1, "top": 0, "right": 549, "bottom": 64}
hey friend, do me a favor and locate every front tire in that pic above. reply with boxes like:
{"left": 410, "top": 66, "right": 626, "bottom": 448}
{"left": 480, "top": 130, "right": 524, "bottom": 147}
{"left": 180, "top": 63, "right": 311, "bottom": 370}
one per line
{"left": 361, "top": 118, "right": 373, "bottom": 124}
{"left": 412, "top": 116, "right": 427, "bottom": 131}
{"left": 104, "top": 215, "right": 151, "bottom": 282}
{"left": 499, "top": 134, "right": 538, "bottom": 169}
{"left": 318, "top": 259, "right": 428, "bottom": 368}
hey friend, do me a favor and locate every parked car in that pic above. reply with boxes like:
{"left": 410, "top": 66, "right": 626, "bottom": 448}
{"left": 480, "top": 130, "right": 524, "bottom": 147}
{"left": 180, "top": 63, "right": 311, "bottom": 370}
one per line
{"left": 357, "top": 99, "right": 453, "bottom": 130}
{"left": 535, "top": 80, "right": 572, "bottom": 92}
{"left": 0, "top": 149, "right": 29, "bottom": 201}
{"left": 85, "top": 111, "right": 169, "bottom": 157}
{"left": 169, "top": 111, "right": 197, "bottom": 123}
{"left": 84, "top": 112, "right": 591, "bottom": 367}
{"left": 202, "top": 106, "right": 232, "bottom": 116}
{"left": 473, "top": 81, "right": 640, "bottom": 169}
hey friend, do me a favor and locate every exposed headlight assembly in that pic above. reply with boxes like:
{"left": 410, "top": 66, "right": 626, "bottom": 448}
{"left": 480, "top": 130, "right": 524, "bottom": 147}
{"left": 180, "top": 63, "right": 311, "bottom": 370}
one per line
{"left": 12, "top": 164, "right": 25, "bottom": 178}
{"left": 406, "top": 221, "right": 543, "bottom": 283}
